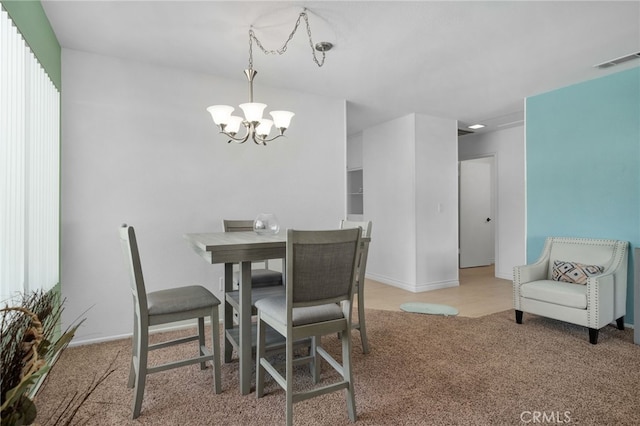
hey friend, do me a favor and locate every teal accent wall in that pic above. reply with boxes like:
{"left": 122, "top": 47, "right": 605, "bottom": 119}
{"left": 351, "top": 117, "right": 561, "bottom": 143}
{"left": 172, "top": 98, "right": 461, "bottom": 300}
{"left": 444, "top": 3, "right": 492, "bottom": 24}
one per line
{"left": 1, "top": 0, "right": 61, "bottom": 89}
{"left": 526, "top": 66, "right": 640, "bottom": 324}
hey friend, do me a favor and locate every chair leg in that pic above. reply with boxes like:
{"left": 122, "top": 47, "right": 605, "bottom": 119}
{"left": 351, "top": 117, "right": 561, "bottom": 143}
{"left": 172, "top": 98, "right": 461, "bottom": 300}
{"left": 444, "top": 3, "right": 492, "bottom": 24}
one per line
{"left": 132, "top": 324, "right": 148, "bottom": 419}
{"left": 616, "top": 316, "right": 625, "bottom": 330}
{"left": 256, "top": 315, "right": 266, "bottom": 398}
{"left": 211, "top": 308, "right": 222, "bottom": 394}
{"left": 128, "top": 359, "right": 136, "bottom": 389}
{"left": 341, "top": 327, "right": 356, "bottom": 422}
{"left": 128, "top": 312, "right": 138, "bottom": 388}
{"left": 198, "top": 317, "right": 206, "bottom": 370}
{"left": 357, "top": 286, "right": 369, "bottom": 354}
{"left": 310, "top": 335, "right": 320, "bottom": 384}
{"left": 286, "top": 333, "right": 294, "bottom": 426}
{"left": 589, "top": 328, "right": 599, "bottom": 345}
{"left": 515, "top": 310, "right": 523, "bottom": 324}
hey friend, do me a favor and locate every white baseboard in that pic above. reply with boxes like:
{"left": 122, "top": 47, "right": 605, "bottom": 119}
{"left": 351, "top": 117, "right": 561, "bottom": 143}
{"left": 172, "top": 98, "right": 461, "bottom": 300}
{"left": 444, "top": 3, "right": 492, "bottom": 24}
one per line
{"left": 496, "top": 271, "right": 512, "bottom": 281}
{"left": 414, "top": 280, "right": 459, "bottom": 292}
{"left": 69, "top": 318, "right": 214, "bottom": 348}
{"left": 366, "top": 273, "right": 459, "bottom": 293}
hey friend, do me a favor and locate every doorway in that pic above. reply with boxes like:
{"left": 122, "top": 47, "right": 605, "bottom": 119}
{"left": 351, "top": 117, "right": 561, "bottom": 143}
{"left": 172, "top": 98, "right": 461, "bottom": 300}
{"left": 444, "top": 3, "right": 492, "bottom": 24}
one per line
{"left": 459, "top": 156, "right": 496, "bottom": 269}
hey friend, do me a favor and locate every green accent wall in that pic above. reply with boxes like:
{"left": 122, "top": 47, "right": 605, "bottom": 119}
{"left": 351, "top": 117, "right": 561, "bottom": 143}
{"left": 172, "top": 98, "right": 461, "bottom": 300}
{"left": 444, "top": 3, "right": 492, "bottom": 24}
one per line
{"left": 1, "top": 0, "right": 61, "bottom": 89}
{"left": 526, "top": 66, "right": 640, "bottom": 324}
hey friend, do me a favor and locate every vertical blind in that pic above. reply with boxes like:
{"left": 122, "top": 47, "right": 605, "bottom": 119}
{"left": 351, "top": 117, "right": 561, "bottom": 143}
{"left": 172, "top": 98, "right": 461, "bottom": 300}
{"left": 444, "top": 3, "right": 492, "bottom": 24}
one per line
{"left": 0, "top": 8, "right": 60, "bottom": 304}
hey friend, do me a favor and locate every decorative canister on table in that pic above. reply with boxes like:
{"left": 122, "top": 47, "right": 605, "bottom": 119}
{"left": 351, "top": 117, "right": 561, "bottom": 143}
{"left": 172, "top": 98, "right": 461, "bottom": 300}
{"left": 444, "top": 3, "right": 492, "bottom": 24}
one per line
{"left": 253, "top": 213, "right": 280, "bottom": 235}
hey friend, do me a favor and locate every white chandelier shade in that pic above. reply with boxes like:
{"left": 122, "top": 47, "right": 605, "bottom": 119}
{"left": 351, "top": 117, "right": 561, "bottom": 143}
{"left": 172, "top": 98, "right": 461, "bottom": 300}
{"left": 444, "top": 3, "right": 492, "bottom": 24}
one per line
{"left": 206, "top": 105, "right": 234, "bottom": 126}
{"left": 255, "top": 118, "right": 273, "bottom": 138}
{"left": 206, "top": 100, "right": 294, "bottom": 144}
{"left": 226, "top": 115, "right": 244, "bottom": 134}
{"left": 239, "top": 102, "right": 266, "bottom": 123}
{"left": 270, "top": 110, "right": 295, "bottom": 130}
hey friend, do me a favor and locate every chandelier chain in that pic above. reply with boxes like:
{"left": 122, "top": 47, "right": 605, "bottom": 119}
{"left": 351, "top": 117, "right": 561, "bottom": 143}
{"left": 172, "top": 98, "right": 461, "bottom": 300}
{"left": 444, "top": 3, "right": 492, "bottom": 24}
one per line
{"left": 248, "top": 11, "right": 326, "bottom": 69}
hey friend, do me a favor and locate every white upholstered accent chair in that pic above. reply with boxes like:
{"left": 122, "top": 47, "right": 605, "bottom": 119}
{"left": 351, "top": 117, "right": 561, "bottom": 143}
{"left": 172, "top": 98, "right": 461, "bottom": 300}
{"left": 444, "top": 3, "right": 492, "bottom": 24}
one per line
{"left": 339, "top": 219, "right": 372, "bottom": 353}
{"left": 513, "top": 237, "right": 628, "bottom": 344}
{"left": 255, "top": 228, "right": 362, "bottom": 426}
{"left": 119, "top": 225, "right": 222, "bottom": 419}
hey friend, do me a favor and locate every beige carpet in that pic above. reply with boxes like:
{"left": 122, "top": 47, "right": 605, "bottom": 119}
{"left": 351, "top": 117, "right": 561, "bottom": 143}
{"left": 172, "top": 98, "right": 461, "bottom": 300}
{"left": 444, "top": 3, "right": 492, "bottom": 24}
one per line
{"left": 35, "top": 309, "right": 640, "bottom": 425}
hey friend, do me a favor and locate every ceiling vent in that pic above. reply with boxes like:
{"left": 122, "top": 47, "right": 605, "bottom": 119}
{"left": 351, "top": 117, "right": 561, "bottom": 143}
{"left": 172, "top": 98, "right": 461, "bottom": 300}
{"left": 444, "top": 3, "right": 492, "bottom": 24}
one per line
{"left": 594, "top": 52, "right": 640, "bottom": 69}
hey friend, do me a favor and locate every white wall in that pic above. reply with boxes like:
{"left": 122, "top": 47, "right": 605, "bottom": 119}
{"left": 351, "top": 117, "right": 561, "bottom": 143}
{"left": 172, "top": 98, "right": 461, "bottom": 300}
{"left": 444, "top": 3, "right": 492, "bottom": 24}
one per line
{"left": 458, "top": 125, "right": 526, "bottom": 279}
{"left": 363, "top": 115, "right": 416, "bottom": 288}
{"left": 415, "top": 114, "right": 459, "bottom": 290}
{"left": 363, "top": 113, "right": 458, "bottom": 292}
{"left": 61, "top": 49, "right": 347, "bottom": 344}
{"left": 346, "top": 132, "right": 363, "bottom": 170}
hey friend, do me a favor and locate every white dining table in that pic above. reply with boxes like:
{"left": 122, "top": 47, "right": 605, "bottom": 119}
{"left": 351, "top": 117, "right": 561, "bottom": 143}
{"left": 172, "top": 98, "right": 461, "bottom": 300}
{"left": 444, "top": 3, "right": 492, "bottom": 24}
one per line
{"left": 183, "top": 230, "right": 286, "bottom": 395}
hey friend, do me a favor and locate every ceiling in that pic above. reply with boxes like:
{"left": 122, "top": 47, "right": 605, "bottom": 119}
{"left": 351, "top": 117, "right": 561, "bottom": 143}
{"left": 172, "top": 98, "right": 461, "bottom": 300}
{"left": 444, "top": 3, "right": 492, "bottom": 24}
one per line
{"left": 41, "top": 1, "right": 640, "bottom": 136}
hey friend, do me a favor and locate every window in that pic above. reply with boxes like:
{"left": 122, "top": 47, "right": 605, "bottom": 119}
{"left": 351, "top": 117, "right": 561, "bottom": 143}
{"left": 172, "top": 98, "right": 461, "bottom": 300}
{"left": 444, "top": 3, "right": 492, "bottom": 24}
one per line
{"left": 0, "top": 8, "right": 60, "bottom": 303}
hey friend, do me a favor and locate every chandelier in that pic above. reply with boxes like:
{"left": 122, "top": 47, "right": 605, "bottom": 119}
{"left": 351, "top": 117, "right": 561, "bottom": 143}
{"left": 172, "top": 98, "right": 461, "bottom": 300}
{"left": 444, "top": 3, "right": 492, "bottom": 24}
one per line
{"left": 207, "top": 10, "right": 331, "bottom": 146}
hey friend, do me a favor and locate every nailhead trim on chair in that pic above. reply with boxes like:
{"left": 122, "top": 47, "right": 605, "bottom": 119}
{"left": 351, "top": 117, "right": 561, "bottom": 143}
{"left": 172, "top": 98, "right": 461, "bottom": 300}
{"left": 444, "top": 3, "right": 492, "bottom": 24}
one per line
{"left": 513, "top": 267, "right": 520, "bottom": 310}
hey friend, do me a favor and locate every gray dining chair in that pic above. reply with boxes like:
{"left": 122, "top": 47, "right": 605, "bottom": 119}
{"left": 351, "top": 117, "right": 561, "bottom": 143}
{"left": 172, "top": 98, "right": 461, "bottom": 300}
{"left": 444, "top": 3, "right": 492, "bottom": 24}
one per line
{"left": 222, "top": 219, "right": 284, "bottom": 323}
{"left": 119, "top": 224, "right": 222, "bottom": 419}
{"left": 255, "top": 228, "right": 362, "bottom": 426}
{"left": 222, "top": 219, "right": 283, "bottom": 290}
{"left": 339, "top": 219, "right": 372, "bottom": 353}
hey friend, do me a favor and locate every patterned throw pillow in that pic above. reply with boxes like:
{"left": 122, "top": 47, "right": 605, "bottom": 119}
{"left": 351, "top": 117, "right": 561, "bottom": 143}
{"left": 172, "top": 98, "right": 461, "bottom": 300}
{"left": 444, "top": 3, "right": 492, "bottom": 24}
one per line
{"left": 552, "top": 260, "right": 604, "bottom": 285}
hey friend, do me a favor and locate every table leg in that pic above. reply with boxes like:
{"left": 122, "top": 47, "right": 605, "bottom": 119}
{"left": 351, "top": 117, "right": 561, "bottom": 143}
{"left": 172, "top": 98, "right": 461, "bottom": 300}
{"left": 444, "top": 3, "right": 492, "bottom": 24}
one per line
{"left": 223, "top": 263, "right": 234, "bottom": 363}
{"left": 239, "top": 261, "right": 252, "bottom": 395}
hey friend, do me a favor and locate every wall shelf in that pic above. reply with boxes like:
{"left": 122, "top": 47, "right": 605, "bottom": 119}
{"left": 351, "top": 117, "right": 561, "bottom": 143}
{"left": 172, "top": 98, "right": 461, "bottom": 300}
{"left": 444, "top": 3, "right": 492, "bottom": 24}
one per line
{"left": 347, "top": 168, "right": 363, "bottom": 215}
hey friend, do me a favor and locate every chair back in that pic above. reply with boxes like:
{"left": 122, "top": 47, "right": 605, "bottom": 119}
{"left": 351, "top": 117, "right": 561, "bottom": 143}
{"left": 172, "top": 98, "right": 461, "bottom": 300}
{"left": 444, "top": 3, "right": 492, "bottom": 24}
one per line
{"left": 286, "top": 228, "right": 361, "bottom": 308}
{"left": 543, "top": 237, "right": 628, "bottom": 279}
{"left": 340, "top": 220, "right": 372, "bottom": 278}
{"left": 223, "top": 219, "right": 276, "bottom": 272}
{"left": 223, "top": 220, "right": 254, "bottom": 232}
{"left": 339, "top": 220, "right": 372, "bottom": 239}
{"left": 119, "top": 224, "right": 148, "bottom": 314}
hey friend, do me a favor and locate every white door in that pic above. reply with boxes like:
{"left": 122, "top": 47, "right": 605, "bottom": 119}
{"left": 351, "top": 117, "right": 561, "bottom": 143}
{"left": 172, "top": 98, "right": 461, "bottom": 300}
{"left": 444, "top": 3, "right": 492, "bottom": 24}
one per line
{"left": 459, "top": 157, "right": 494, "bottom": 268}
